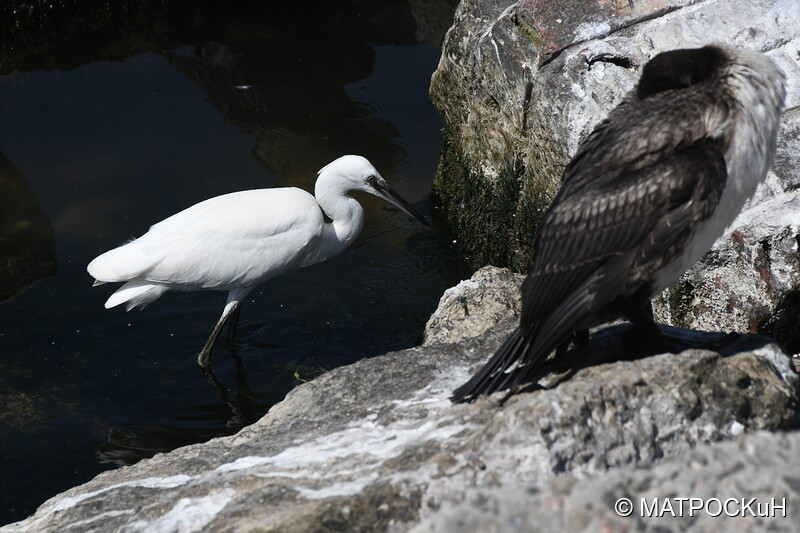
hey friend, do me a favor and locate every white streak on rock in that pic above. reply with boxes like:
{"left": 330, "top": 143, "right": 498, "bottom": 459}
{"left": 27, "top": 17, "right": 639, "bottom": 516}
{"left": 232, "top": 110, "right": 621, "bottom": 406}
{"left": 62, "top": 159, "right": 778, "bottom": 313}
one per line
{"left": 65, "top": 510, "right": 135, "bottom": 530}
{"left": 5, "top": 476, "right": 193, "bottom": 532}
{"left": 123, "top": 489, "right": 235, "bottom": 533}
{"left": 294, "top": 474, "right": 380, "bottom": 499}
{"left": 52, "top": 476, "right": 193, "bottom": 513}
{"left": 574, "top": 22, "right": 611, "bottom": 42}
{"left": 217, "top": 418, "right": 469, "bottom": 476}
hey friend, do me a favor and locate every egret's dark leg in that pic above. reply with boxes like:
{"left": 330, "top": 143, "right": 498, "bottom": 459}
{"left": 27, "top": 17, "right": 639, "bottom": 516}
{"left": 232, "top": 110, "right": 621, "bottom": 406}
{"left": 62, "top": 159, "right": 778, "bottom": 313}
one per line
{"left": 198, "top": 300, "right": 241, "bottom": 368}
{"left": 226, "top": 303, "right": 243, "bottom": 346}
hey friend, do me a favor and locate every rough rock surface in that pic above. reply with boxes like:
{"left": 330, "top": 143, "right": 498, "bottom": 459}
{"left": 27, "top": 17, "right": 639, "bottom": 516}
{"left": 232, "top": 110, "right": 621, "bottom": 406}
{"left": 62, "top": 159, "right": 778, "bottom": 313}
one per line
{"left": 4, "top": 266, "right": 798, "bottom": 532}
{"left": 412, "top": 430, "right": 800, "bottom": 533}
{"left": 423, "top": 265, "right": 524, "bottom": 345}
{"left": 653, "top": 191, "right": 800, "bottom": 354}
{"left": 430, "top": 0, "right": 800, "bottom": 349}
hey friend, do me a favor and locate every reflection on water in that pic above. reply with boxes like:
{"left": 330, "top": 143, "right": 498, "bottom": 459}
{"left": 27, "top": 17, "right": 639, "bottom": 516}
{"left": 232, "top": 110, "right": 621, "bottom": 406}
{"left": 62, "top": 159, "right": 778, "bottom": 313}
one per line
{"left": 167, "top": 41, "right": 406, "bottom": 187}
{"left": 0, "top": 0, "right": 462, "bottom": 525}
{"left": 98, "top": 351, "right": 264, "bottom": 465}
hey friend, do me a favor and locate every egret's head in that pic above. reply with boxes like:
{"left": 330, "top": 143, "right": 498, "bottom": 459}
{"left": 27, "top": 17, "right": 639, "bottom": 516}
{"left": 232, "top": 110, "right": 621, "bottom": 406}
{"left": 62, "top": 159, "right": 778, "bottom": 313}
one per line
{"left": 317, "top": 155, "right": 430, "bottom": 227}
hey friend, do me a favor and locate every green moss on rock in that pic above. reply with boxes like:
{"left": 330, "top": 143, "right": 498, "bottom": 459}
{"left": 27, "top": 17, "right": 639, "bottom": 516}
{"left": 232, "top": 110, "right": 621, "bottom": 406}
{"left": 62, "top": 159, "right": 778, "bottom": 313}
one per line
{"left": 432, "top": 138, "right": 529, "bottom": 269}
{"left": 666, "top": 281, "right": 696, "bottom": 330}
{"left": 432, "top": 127, "right": 558, "bottom": 273}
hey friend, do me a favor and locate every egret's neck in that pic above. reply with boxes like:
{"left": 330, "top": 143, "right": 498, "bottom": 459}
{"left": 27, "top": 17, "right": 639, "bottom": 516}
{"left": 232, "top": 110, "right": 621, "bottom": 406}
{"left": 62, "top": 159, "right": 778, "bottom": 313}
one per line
{"left": 314, "top": 178, "right": 364, "bottom": 260}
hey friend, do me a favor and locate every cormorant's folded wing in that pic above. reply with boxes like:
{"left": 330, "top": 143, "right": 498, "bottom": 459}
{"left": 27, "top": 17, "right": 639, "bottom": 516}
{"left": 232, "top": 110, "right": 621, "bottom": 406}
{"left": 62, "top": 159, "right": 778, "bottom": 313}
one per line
{"left": 522, "top": 142, "right": 727, "bottom": 347}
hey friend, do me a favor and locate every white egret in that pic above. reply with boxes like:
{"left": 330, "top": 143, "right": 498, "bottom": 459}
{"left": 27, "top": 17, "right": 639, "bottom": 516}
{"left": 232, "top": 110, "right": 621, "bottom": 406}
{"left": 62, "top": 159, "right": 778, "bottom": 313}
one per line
{"left": 88, "top": 155, "right": 430, "bottom": 368}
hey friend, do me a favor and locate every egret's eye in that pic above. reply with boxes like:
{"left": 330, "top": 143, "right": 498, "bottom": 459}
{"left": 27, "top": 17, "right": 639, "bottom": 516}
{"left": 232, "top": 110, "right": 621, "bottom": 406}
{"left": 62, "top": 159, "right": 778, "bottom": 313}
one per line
{"left": 367, "top": 175, "right": 377, "bottom": 184}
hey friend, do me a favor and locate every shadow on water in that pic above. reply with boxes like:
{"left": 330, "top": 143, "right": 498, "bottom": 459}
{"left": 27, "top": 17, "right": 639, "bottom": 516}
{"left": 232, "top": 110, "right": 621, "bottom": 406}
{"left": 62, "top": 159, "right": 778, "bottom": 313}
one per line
{"left": 0, "top": 0, "right": 463, "bottom": 524}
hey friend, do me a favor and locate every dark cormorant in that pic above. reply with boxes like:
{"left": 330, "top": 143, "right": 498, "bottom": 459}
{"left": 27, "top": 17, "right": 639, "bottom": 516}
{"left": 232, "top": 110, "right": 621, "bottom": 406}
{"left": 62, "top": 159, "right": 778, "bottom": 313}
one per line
{"left": 452, "top": 44, "right": 786, "bottom": 403}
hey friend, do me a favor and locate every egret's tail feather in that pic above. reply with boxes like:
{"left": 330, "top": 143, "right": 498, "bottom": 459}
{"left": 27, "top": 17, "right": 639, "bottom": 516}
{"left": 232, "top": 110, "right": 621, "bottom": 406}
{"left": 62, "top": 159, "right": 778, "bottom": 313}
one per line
{"left": 105, "top": 281, "right": 169, "bottom": 311}
{"left": 451, "top": 327, "right": 532, "bottom": 403}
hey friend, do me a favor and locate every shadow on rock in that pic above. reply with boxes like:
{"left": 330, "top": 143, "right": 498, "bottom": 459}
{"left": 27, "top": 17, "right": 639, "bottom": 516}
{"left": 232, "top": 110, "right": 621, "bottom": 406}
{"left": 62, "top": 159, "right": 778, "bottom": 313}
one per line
{"left": 533, "top": 323, "right": 783, "bottom": 393}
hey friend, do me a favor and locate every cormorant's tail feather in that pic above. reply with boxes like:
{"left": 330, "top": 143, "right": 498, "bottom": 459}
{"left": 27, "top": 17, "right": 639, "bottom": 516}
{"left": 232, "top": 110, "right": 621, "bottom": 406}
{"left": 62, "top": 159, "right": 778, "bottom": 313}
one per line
{"left": 452, "top": 277, "right": 596, "bottom": 403}
{"left": 451, "top": 327, "right": 532, "bottom": 403}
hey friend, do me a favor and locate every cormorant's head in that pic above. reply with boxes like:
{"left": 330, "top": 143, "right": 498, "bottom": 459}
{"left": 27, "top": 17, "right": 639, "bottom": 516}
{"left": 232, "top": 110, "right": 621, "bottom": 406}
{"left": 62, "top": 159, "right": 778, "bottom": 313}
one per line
{"left": 636, "top": 45, "right": 727, "bottom": 99}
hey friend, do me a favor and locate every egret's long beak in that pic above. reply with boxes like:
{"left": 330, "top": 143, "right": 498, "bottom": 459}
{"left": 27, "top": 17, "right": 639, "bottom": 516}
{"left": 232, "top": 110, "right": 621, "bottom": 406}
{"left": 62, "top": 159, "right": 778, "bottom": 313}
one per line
{"left": 369, "top": 182, "right": 431, "bottom": 227}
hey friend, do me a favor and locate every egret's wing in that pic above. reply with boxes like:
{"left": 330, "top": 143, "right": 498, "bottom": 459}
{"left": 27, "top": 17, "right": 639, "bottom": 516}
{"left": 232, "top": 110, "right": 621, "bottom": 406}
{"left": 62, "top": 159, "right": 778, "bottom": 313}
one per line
{"left": 89, "top": 188, "right": 324, "bottom": 289}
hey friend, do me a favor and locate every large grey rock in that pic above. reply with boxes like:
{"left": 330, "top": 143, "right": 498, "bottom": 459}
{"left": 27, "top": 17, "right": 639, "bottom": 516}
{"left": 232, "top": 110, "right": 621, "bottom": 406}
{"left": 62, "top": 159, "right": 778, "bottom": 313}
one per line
{"left": 5, "top": 285, "right": 796, "bottom": 531}
{"left": 430, "top": 0, "right": 800, "bottom": 347}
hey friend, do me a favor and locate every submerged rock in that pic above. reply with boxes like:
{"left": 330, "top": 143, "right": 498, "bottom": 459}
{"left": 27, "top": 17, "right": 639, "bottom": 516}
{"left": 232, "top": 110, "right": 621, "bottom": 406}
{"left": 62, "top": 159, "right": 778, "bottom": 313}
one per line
{"left": 0, "top": 152, "right": 56, "bottom": 301}
{"left": 5, "top": 266, "right": 797, "bottom": 531}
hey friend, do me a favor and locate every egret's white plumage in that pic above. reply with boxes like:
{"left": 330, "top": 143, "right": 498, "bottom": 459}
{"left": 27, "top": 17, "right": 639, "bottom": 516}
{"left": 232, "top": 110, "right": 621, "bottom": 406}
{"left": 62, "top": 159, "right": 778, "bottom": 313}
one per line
{"left": 88, "top": 155, "right": 429, "bottom": 368}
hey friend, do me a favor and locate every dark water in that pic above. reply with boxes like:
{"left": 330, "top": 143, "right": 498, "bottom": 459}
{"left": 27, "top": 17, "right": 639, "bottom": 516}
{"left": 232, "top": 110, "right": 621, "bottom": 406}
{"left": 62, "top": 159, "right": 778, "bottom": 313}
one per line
{"left": 0, "top": 1, "right": 465, "bottom": 524}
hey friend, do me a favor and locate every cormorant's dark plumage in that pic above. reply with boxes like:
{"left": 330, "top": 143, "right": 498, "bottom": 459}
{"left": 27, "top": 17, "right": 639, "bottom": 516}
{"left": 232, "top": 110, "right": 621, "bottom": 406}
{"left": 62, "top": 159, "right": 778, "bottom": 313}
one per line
{"left": 452, "top": 44, "right": 786, "bottom": 403}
